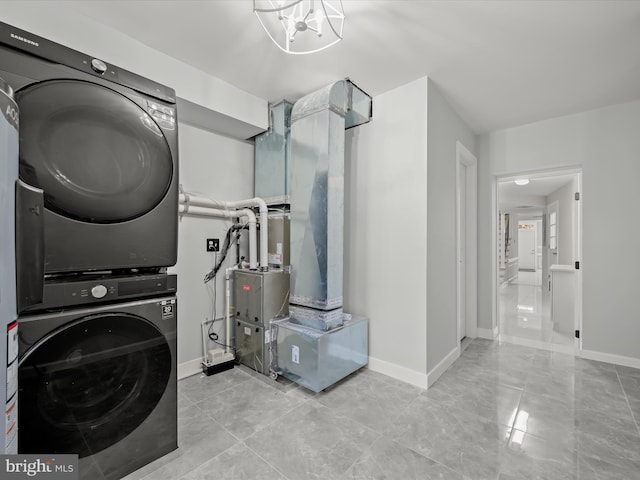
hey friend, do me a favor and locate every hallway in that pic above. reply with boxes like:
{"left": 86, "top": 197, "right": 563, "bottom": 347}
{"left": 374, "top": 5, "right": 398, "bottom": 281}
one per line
{"left": 499, "top": 271, "right": 574, "bottom": 353}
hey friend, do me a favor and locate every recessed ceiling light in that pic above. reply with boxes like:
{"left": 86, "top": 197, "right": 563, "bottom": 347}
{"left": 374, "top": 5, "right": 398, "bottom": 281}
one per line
{"left": 515, "top": 179, "right": 530, "bottom": 186}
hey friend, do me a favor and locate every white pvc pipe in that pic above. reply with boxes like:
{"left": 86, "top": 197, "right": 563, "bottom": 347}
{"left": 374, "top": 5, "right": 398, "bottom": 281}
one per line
{"left": 201, "top": 320, "right": 209, "bottom": 363}
{"left": 179, "top": 193, "right": 269, "bottom": 271}
{"left": 178, "top": 204, "right": 258, "bottom": 270}
{"left": 224, "top": 266, "right": 238, "bottom": 355}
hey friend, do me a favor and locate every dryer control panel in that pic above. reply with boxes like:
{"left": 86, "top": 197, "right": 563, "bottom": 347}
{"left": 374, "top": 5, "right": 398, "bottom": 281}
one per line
{"left": 0, "top": 21, "right": 176, "bottom": 103}
{"left": 23, "top": 273, "right": 177, "bottom": 312}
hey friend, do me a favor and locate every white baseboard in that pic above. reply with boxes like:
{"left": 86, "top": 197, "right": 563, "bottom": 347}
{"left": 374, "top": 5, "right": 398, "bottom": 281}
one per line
{"left": 498, "top": 334, "right": 575, "bottom": 355}
{"left": 580, "top": 349, "right": 640, "bottom": 370}
{"left": 177, "top": 358, "right": 204, "bottom": 380}
{"left": 367, "top": 356, "right": 428, "bottom": 389}
{"left": 477, "top": 326, "right": 498, "bottom": 340}
{"left": 427, "top": 346, "right": 460, "bottom": 388}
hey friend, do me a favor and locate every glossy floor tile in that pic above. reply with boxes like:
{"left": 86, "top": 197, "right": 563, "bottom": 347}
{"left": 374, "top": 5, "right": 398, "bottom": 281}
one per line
{"left": 499, "top": 270, "right": 575, "bottom": 353}
{"left": 123, "top": 339, "right": 640, "bottom": 480}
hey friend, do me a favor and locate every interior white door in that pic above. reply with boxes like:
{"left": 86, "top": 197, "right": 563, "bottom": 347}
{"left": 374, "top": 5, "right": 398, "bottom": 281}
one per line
{"left": 457, "top": 141, "right": 477, "bottom": 341}
{"left": 458, "top": 164, "right": 467, "bottom": 340}
{"left": 518, "top": 226, "right": 536, "bottom": 270}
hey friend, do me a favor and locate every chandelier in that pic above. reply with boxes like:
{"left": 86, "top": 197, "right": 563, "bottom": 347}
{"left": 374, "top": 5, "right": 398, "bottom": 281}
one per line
{"left": 253, "top": 0, "right": 345, "bottom": 55}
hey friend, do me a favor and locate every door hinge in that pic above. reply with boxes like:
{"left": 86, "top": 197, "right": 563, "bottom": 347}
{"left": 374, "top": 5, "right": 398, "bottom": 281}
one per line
{"left": 575, "top": 330, "right": 580, "bottom": 339}
{"left": 575, "top": 192, "right": 580, "bottom": 201}
{"left": 575, "top": 261, "right": 580, "bottom": 270}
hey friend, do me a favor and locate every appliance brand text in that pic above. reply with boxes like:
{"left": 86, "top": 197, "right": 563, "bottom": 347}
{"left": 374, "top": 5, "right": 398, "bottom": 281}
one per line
{"left": 6, "top": 104, "right": 18, "bottom": 127}
{"left": 10, "top": 33, "right": 39, "bottom": 47}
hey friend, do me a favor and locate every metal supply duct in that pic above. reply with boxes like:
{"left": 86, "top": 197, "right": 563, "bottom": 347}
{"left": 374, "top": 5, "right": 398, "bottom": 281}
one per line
{"left": 289, "top": 80, "right": 372, "bottom": 330}
{"left": 254, "top": 100, "right": 293, "bottom": 205}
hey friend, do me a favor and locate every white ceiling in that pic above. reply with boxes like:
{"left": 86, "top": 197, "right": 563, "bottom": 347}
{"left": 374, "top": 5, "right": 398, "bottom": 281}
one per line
{"left": 499, "top": 174, "right": 575, "bottom": 198}
{"left": 498, "top": 173, "right": 575, "bottom": 214}
{"left": 57, "top": 0, "right": 640, "bottom": 134}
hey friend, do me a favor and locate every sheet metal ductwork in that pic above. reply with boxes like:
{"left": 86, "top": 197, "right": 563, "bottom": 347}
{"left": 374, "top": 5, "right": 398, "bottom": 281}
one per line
{"left": 289, "top": 80, "right": 372, "bottom": 330}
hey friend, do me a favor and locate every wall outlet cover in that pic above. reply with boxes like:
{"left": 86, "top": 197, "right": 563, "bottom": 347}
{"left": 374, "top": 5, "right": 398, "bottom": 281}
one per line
{"left": 206, "top": 238, "right": 220, "bottom": 252}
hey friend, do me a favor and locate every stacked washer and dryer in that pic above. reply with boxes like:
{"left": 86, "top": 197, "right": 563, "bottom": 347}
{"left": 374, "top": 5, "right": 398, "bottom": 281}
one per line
{"left": 0, "top": 22, "right": 179, "bottom": 479}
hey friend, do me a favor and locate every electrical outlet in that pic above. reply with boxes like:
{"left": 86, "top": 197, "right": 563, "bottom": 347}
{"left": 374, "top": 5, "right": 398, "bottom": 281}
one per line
{"left": 206, "top": 238, "right": 219, "bottom": 252}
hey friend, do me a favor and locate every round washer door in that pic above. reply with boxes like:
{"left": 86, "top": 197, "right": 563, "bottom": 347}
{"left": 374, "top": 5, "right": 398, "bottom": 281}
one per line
{"left": 17, "top": 79, "right": 173, "bottom": 223}
{"left": 18, "top": 313, "right": 172, "bottom": 458}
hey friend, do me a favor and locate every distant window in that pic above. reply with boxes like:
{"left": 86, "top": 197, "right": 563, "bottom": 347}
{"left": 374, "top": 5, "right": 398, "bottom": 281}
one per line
{"left": 549, "top": 212, "right": 557, "bottom": 250}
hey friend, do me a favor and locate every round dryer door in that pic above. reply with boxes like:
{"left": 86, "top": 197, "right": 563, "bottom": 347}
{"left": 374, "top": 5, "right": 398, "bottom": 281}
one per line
{"left": 18, "top": 313, "right": 172, "bottom": 458}
{"left": 17, "top": 79, "right": 173, "bottom": 223}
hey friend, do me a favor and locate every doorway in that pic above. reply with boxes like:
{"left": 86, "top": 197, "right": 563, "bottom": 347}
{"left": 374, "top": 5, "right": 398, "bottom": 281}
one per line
{"left": 456, "top": 142, "right": 477, "bottom": 346}
{"left": 496, "top": 169, "right": 582, "bottom": 354}
{"left": 517, "top": 221, "right": 537, "bottom": 271}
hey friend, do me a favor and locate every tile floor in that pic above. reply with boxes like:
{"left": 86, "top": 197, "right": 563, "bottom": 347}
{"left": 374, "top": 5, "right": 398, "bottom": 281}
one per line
{"left": 123, "top": 339, "right": 640, "bottom": 480}
{"left": 499, "top": 270, "right": 574, "bottom": 353}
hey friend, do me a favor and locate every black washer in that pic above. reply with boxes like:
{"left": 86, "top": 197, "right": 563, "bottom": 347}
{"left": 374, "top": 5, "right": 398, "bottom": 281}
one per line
{"left": 18, "top": 296, "right": 177, "bottom": 480}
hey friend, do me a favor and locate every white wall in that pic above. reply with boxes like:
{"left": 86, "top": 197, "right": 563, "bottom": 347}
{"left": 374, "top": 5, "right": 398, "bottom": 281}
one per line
{"left": 170, "top": 124, "right": 254, "bottom": 367}
{"left": 344, "top": 77, "right": 477, "bottom": 387}
{"left": 478, "top": 100, "right": 640, "bottom": 361}
{"left": 344, "top": 78, "right": 429, "bottom": 387}
{"left": 426, "top": 80, "right": 476, "bottom": 372}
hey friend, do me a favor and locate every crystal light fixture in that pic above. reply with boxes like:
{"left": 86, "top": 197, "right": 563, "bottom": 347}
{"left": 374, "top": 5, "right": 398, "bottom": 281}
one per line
{"left": 253, "top": 0, "right": 345, "bottom": 55}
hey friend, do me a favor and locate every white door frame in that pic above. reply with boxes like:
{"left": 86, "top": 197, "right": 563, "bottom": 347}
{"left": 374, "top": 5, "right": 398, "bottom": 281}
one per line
{"left": 493, "top": 167, "right": 582, "bottom": 354}
{"left": 456, "top": 141, "right": 478, "bottom": 345}
{"left": 573, "top": 174, "right": 583, "bottom": 351}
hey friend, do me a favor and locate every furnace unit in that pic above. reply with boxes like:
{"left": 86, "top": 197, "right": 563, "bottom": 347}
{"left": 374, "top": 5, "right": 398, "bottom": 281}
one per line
{"left": 233, "top": 269, "right": 289, "bottom": 374}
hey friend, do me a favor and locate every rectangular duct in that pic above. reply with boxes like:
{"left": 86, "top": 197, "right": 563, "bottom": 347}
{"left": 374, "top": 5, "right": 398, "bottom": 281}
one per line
{"left": 253, "top": 80, "right": 372, "bottom": 389}
{"left": 289, "top": 99, "right": 345, "bottom": 312}
{"left": 254, "top": 100, "right": 293, "bottom": 204}
{"left": 289, "top": 80, "right": 372, "bottom": 330}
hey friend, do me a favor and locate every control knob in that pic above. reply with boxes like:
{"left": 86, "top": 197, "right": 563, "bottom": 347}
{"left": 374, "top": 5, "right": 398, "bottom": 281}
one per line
{"left": 91, "top": 284, "right": 108, "bottom": 299}
{"left": 91, "top": 58, "right": 107, "bottom": 74}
